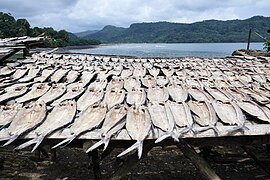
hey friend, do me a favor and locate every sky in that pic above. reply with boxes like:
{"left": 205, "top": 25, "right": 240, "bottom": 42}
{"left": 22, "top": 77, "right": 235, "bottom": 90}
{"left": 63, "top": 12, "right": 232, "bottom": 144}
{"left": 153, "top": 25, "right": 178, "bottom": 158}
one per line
{"left": 0, "top": 0, "right": 269, "bottom": 33}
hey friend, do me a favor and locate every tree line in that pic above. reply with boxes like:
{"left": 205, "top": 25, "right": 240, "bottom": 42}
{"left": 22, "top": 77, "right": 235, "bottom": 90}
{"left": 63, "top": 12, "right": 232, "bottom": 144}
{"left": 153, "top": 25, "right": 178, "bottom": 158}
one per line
{"left": 0, "top": 12, "right": 101, "bottom": 47}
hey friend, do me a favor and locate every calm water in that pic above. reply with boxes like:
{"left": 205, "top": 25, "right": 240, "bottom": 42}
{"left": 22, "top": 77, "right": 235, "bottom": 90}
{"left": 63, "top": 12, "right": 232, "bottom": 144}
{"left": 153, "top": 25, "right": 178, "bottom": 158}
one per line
{"left": 71, "top": 43, "right": 263, "bottom": 58}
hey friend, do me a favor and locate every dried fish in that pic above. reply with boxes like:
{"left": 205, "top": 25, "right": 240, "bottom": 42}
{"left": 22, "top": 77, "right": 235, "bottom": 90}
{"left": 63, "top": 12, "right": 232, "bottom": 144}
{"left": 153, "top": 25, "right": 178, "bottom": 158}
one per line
{"left": 167, "top": 83, "right": 188, "bottom": 102}
{"left": 156, "top": 76, "right": 169, "bottom": 87}
{"left": 188, "top": 101, "right": 219, "bottom": 134}
{"left": 188, "top": 87, "right": 212, "bottom": 101}
{"left": 15, "top": 100, "right": 76, "bottom": 152}
{"left": 205, "top": 86, "right": 231, "bottom": 102}
{"left": 148, "top": 101, "right": 178, "bottom": 143}
{"left": 18, "top": 66, "right": 40, "bottom": 82}
{"left": 51, "top": 82, "right": 85, "bottom": 106}
{"left": 2, "top": 68, "right": 28, "bottom": 83}
{"left": 80, "top": 70, "right": 95, "bottom": 87}
{"left": 66, "top": 70, "right": 80, "bottom": 83}
{"left": 77, "top": 87, "right": 104, "bottom": 111}
{"left": 106, "top": 77, "right": 124, "bottom": 90}
{"left": 50, "top": 68, "right": 70, "bottom": 83}
{"left": 16, "top": 83, "right": 50, "bottom": 103}
{"left": 0, "top": 86, "right": 28, "bottom": 103}
{"left": 124, "top": 77, "right": 141, "bottom": 92}
{"left": 148, "top": 67, "right": 160, "bottom": 77}
{"left": 120, "top": 67, "right": 133, "bottom": 78}
{"left": 89, "top": 78, "right": 108, "bottom": 90}
{"left": 52, "top": 102, "right": 107, "bottom": 148}
{"left": 34, "top": 68, "right": 56, "bottom": 83}
{"left": 141, "top": 75, "right": 157, "bottom": 88}
{"left": 38, "top": 83, "right": 66, "bottom": 104}
{"left": 166, "top": 101, "right": 193, "bottom": 134}
{"left": 104, "top": 88, "right": 125, "bottom": 109}
{"left": 126, "top": 88, "right": 146, "bottom": 106}
{"left": 0, "top": 66, "right": 15, "bottom": 76}
{"left": 237, "top": 101, "right": 269, "bottom": 122}
{"left": 86, "top": 104, "right": 128, "bottom": 152}
{"left": 147, "top": 86, "right": 169, "bottom": 102}
{"left": 0, "top": 101, "right": 46, "bottom": 146}
{"left": 0, "top": 104, "right": 22, "bottom": 130}
{"left": 117, "top": 105, "right": 151, "bottom": 159}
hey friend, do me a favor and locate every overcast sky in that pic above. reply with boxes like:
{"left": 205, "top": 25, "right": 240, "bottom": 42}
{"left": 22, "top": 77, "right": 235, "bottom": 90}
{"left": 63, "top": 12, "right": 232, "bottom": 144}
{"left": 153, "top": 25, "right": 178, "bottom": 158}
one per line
{"left": 0, "top": 0, "right": 269, "bottom": 33}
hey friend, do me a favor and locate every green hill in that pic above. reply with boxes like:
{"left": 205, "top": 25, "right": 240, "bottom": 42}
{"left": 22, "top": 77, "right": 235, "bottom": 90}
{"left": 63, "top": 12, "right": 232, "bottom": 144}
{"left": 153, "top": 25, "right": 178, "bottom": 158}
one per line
{"left": 0, "top": 12, "right": 101, "bottom": 47}
{"left": 84, "top": 16, "right": 270, "bottom": 43}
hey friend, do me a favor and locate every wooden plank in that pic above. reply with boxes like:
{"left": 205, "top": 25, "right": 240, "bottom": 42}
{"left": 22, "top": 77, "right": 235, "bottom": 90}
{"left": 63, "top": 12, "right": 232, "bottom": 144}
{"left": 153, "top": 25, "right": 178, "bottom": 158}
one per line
{"left": 177, "top": 139, "right": 221, "bottom": 180}
{"left": 0, "top": 48, "right": 21, "bottom": 62}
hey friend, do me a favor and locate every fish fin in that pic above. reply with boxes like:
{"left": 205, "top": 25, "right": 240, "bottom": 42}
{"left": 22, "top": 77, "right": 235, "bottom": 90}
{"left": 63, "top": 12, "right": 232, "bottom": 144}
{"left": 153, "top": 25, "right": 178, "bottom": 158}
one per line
{"left": 86, "top": 139, "right": 105, "bottom": 153}
{"left": 15, "top": 138, "right": 38, "bottom": 150}
{"left": 51, "top": 135, "right": 76, "bottom": 149}
{"left": 117, "top": 141, "right": 142, "bottom": 159}
{"left": 155, "top": 131, "right": 179, "bottom": 144}
{"left": 227, "top": 124, "right": 247, "bottom": 136}
{"left": 103, "top": 138, "right": 110, "bottom": 151}
{"left": 193, "top": 125, "right": 219, "bottom": 135}
{"left": 2, "top": 134, "right": 18, "bottom": 146}
{"left": 31, "top": 136, "right": 45, "bottom": 152}
{"left": 138, "top": 141, "right": 143, "bottom": 159}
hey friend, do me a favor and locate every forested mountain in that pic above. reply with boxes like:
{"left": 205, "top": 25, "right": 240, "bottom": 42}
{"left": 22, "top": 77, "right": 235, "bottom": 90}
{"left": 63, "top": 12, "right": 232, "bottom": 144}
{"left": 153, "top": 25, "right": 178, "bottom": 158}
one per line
{"left": 84, "top": 16, "right": 270, "bottom": 43}
{"left": 0, "top": 12, "right": 101, "bottom": 47}
{"left": 74, "top": 30, "right": 99, "bottom": 38}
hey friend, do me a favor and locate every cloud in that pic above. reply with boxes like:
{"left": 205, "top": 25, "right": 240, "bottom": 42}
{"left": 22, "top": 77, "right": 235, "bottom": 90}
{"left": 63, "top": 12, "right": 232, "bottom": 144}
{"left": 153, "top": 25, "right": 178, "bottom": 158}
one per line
{"left": 0, "top": 0, "right": 269, "bottom": 32}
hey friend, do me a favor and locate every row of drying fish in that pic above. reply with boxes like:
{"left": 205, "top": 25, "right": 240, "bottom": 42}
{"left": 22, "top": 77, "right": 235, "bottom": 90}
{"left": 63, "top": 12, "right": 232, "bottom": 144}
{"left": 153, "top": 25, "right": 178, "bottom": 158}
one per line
{"left": 0, "top": 96, "right": 269, "bottom": 159}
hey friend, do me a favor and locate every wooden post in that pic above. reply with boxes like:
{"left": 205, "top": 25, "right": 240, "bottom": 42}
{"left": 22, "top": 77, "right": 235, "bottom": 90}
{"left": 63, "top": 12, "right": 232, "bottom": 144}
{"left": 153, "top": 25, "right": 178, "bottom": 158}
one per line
{"left": 88, "top": 149, "right": 101, "bottom": 180}
{"left": 177, "top": 139, "right": 221, "bottom": 180}
{"left": 110, "top": 140, "right": 155, "bottom": 180}
{"left": 247, "top": 28, "right": 252, "bottom": 50}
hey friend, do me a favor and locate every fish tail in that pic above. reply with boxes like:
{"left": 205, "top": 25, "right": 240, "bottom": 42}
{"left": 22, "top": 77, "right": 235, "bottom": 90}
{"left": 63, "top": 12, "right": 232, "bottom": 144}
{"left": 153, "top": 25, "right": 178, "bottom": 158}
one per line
{"left": 103, "top": 138, "right": 110, "bottom": 151}
{"left": 155, "top": 131, "right": 179, "bottom": 144}
{"left": 86, "top": 139, "right": 105, "bottom": 153}
{"left": 138, "top": 141, "right": 143, "bottom": 159}
{"left": 31, "top": 136, "right": 45, "bottom": 152}
{"left": 117, "top": 141, "right": 142, "bottom": 159}
{"left": 193, "top": 125, "right": 219, "bottom": 135}
{"left": 51, "top": 135, "right": 76, "bottom": 149}
{"left": 15, "top": 138, "right": 37, "bottom": 150}
{"left": 2, "top": 134, "right": 18, "bottom": 146}
{"left": 227, "top": 124, "right": 247, "bottom": 136}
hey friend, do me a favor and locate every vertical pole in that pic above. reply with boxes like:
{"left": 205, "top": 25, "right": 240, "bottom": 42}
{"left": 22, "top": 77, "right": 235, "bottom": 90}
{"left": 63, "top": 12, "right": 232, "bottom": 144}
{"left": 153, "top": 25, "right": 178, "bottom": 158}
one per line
{"left": 247, "top": 28, "right": 252, "bottom": 50}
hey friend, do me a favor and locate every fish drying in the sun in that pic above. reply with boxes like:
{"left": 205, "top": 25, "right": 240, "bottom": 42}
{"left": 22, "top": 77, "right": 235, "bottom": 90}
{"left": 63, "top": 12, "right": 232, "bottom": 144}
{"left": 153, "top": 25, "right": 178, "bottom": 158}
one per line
{"left": 66, "top": 70, "right": 80, "bottom": 83}
{"left": 147, "top": 86, "right": 169, "bottom": 102}
{"left": 117, "top": 105, "right": 151, "bottom": 159}
{"left": 106, "top": 77, "right": 124, "bottom": 90}
{"left": 80, "top": 70, "right": 96, "bottom": 87}
{"left": 0, "top": 104, "right": 22, "bottom": 130}
{"left": 224, "top": 88, "right": 249, "bottom": 101}
{"left": 0, "top": 85, "right": 28, "bottom": 103}
{"left": 141, "top": 75, "right": 157, "bottom": 88}
{"left": 148, "top": 101, "right": 178, "bottom": 143}
{"left": 124, "top": 77, "right": 141, "bottom": 92}
{"left": 148, "top": 67, "right": 160, "bottom": 77}
{"left": 86, "top": 104, "right": 128, "bottom": 152}
{"left": 15, "top": 100, "right": 76, "bottom": 152}
{"left": 120, "top": 67, "right": 133, "bottom": 78}
{"left": 77, "top": 87, "right": 104, "bottom": 111}
{"left": 166, "top": 101, "right": 193, "bottom": 134}
{"left": 52, "top": 102, "right": 107, "bottom": 148}
{"left": 89, "top": 78, "right": 108, "bottom": 90}
{"left": 51, "top": 82, "right": 85, "bottom": 106}
{"left": 212, "top": 100, "right": 247, "bottom": 134}
{"left": 156, "top": 76, "right": 169, "bottom": 87}
{"left": 126, "top": 88, "right": 146, "bottom": 106}
{"left": 237, "top": 100, "right": 270, "bottom": 122}
{"left": 188, "top": 100, "right": 219, "bottom": 134}
{"left": 167, "top": 83, "right": 188, "bottom": 102}
{"left": 50, "top": 68, "right": 70, "bottom": 83}
{"left": 188, "top": 87, "right": 212, "bottom": 101}
{"left": 34, "top": 68, "right": 56, "bottom": 83}
{"left": 2, "top": 68, "right": 29, "bottom": 83}
{"left": 161, "top": 66, "right": 175, "bottom": 77}
{"left": 104, "top": 88, "right": 125, "bottom": 109}
{"left": 38, "top": 83, "right": 66, "bottom": 104}
{"left": 16, "top": 83, "right": 50, "bottom": 103}
{"left": 204, "top": 86, "right": 231, "bottom": 102}
{"left": 18, "top": 66, "right": 40, "bottom": 83}
{"left": 0, "top": 66, "right": 15, "bottom": 76}
{"left": 0, "top": 101, "right": 46, "bottom": 146}
{"left": 133, "top": 66, "right": 146, "bottom": 78}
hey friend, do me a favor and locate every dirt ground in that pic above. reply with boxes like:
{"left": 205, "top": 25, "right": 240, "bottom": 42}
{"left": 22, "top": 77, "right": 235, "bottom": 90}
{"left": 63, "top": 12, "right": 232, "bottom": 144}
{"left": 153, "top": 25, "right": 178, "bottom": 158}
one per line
{"left": 0, "top": 144, "right": 270, "bottom": 180}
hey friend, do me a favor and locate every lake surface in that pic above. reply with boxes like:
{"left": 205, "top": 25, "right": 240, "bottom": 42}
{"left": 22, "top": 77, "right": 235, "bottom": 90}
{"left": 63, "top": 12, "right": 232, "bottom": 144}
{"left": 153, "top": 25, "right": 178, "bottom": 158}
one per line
{"left": 70, "top": 43, "right": 264, "bottom": 58}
